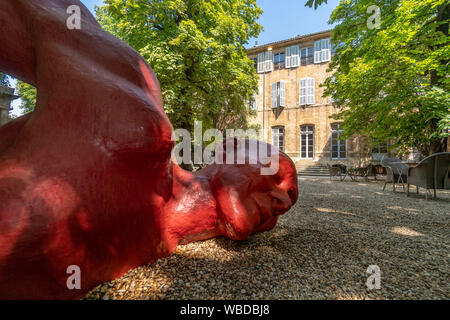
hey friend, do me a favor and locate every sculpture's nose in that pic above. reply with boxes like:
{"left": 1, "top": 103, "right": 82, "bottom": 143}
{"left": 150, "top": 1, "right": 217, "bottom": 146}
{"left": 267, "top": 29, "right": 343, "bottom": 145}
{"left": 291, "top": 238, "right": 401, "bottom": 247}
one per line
{"left": 269, "top": 189, "right": 292, "bottom": 214}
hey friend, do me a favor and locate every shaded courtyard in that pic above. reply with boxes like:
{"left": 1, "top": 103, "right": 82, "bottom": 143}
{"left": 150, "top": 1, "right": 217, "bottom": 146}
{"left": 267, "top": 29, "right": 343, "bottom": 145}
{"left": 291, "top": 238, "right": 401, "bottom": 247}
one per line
{"left": 86, "top": 177, "right": 450, "bottom": 300}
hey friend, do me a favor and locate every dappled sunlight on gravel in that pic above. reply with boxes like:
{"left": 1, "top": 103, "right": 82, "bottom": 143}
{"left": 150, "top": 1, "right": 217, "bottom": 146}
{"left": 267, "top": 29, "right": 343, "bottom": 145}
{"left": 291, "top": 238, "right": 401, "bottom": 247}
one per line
{"left": 85, "top": 177, "right": 450, "bottom": 300}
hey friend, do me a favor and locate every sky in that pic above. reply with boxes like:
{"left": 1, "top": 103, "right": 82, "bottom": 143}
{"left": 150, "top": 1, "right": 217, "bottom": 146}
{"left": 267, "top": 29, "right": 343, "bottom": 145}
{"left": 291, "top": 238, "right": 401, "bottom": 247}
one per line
{"left": 248, "top": 0, "right": 339, "bottom": 47}
{"left": 80, "top": 0, "right": 104, "bottom": 14}
{"left": 78, "top": 0, "right": 340, "bottom": 46}
{"left": 10, "top": 0, "right": 340, "bottom": 116}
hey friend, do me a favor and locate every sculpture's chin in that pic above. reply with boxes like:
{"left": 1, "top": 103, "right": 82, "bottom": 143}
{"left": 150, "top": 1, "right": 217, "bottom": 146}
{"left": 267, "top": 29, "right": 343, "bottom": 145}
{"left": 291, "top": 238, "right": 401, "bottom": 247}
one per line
{"left": 253, "top": 216, "right": 279, "bottom": 234}
{"left": 220, "top": 218, "right": 252, "bottom": 241}
{"left": 219, "top": 205, "right": 280, "bottom": 241}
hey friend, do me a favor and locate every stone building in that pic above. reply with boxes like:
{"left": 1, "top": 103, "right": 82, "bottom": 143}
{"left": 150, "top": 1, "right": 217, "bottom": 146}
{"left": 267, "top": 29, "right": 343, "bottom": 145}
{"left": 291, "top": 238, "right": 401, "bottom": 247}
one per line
{"left": 247, "top": 30, "right": 385, "bottom": 174}
{"left": 0, "top": 85, "right": 18, "bottom": 126}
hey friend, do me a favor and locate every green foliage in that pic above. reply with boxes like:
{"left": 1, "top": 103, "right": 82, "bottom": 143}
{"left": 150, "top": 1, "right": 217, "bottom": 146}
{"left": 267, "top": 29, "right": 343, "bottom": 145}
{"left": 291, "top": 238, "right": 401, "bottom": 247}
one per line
{"left": 96, "top": 0, "right": 262, "bottom": 133}
{"left": 16, "top": 81, "right": 36, "bottom": 114}
{"left": 323, "top": 0, "right": 450, "bottom": 156}
{"left": 305, "top": 0, "right": 328, "bottom": 10}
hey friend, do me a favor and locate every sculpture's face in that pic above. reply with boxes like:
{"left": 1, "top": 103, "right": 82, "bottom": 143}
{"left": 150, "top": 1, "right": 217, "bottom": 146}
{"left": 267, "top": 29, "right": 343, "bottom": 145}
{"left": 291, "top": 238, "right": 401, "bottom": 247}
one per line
{"left": 214, "top": 155, "right": 298, "bottom": 240}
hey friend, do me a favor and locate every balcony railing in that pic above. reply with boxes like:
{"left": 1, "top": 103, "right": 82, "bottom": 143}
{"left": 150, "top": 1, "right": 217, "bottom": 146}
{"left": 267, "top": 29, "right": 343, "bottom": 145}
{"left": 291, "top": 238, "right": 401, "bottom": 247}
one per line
{"left": 301, "top": 57, "right": 314, "bottom": 65}
{"left": 273, "top": 62, "right": 285, "bottom": 70}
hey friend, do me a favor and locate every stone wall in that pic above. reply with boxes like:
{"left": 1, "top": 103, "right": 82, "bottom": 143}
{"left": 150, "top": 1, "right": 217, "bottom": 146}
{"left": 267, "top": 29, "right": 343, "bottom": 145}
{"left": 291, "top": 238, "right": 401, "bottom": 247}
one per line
{"left": 0, "top": 86, "right": 17, "bottom": 126}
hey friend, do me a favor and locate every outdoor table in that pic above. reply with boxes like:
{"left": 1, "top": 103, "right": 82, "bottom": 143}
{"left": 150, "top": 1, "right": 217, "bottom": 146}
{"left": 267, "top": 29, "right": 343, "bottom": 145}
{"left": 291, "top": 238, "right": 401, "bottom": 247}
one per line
{"left": 346, "top": 169, "right": 358, "bottom": 182}
{"left": 340, "top": 171, "right": 350, "bottom": 181}
{"left": 342, "top": 167, "right": 368, "bottom": 182}
{"left": 387, "top": 161, "right": 408, "bottom": 192}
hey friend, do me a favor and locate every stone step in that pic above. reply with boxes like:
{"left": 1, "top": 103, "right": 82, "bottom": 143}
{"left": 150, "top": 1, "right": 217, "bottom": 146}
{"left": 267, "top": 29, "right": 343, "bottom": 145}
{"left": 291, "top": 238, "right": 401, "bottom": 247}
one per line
{"left": 296, "top": 165, "right": 327, "bottom": 169}
{"left": 295, "top": 166, "right": 328, "bottom": 170}
{"left": 295, "top": 164, "right": 329, "bottom": 176}
{"left": 298, "top": 172, "right": 329, "bottom": 176}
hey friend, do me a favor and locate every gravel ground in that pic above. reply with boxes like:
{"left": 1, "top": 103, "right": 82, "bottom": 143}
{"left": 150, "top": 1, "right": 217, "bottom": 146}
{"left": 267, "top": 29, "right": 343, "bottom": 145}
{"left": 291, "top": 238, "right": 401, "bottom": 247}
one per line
{"left": 85, "top": 177, "right": 450, "bottom": 300}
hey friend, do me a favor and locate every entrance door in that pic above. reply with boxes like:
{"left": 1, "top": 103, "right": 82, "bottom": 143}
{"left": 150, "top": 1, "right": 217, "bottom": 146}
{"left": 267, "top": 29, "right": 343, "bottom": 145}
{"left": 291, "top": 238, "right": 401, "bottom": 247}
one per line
{"left": 300, "top": 125, "right": 314, "bottom": 159}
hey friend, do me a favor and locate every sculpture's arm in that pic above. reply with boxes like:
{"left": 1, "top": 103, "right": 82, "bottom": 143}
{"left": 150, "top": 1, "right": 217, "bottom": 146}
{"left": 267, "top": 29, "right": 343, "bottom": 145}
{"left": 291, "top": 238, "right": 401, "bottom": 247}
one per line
{"left": 0, "top": 0, "right": 38, "bottom": 85}
{"left": 0, "top": 114, "right": 32, "bottom": 154}
{"left": 0, "top": 0, "right": 164, "bottom": 114}
{"left": 0, "top": 0, "right": 173, "bottom": 159}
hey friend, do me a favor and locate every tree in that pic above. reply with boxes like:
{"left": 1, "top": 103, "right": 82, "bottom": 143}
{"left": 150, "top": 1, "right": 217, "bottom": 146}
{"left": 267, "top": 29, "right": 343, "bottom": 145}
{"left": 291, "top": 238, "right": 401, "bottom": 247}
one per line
{"left": 15, "top": 81, "right": 36, "bottom": 114}
{"left": 305, "top": 0, "right": 328, "bottom": 10}
{"left": 322, "top": 0, "right": 449, "bottom": 156}
{"left": 96, "top": 0, "right": 262, "bottom": 134}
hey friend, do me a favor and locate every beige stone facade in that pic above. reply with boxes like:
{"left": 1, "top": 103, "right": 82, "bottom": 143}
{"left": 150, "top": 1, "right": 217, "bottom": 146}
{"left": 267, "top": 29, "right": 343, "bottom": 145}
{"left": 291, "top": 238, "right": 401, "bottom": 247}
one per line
{"left": 0, "top": 86, "right": 18, "bottom": 127}
{"left": 247, "top": 30, "right": 376, "bottom": 168}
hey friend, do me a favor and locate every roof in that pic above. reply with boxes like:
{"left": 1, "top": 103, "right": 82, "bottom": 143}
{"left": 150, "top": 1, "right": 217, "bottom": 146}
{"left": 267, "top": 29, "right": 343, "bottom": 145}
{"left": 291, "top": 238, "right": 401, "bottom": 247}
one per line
{"left": 246, "top": 29, "right": 333, "bottom": 54}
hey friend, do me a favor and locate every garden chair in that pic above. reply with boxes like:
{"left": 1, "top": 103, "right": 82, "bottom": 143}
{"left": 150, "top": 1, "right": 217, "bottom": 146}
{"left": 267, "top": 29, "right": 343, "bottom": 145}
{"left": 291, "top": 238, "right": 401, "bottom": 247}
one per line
{"left": 366, "top": 164, "right": 379, "bottom": 180}
{"left": 327, "top": 163, "right": 345, "bottom": 181}
{"left": 407, "top": 152, "right": 450, "bottom": 200}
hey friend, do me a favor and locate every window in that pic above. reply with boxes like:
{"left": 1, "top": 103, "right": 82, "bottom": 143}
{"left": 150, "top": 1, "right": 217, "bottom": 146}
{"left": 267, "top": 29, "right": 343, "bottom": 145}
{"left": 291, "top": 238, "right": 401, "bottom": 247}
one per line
{"left": 247, "top": 94, "right": 258, "bottom": 111}
{"left": 300, "top": 125, "right": 314, "bottom": 159}
{"left": 285, "top": 45, "right": 300, "bottom": 68}
{"left": 252, "top": 57, "right": 258, "bottom": 71}
{"left": 271, "top": 81, "right": 286, "bottom": 108}
{"left": 257, "top": 52, "right": 264, "bottom": 73}
{"left": 371, "top": 142, "right": 388, "bottom": 154}
{"left": 331, "top": 123, "right": 347, "bottom": 159}
{"left": 264, "top": 51, "right": 273, "bottom": 72}
{"left": 371, "top": 141, "right": 388, "bottom": 160}
{"left": 248, "top": 93, "right": 257, "bottom": 111}
{"left": 272, "top": 127, "right": 285, "bottom": 152}
{"left": 273, "top": 52, "right": 285, "bottom": 69}
{"left": 299, "top": 78, "right": 315, "bottom": 106}
{"left": 314, "top": 38, "right": 331, "bottom": 64}
{"left": 301, "top": 47, "right": 314, "bottom": 65}
{"left": 257, "top": 51, "right": 273, "bottom": 73}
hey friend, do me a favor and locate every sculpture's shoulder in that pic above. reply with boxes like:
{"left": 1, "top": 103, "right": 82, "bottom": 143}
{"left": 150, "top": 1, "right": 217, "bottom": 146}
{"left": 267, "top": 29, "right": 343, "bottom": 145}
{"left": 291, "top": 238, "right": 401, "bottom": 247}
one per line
{"left": 21, "top": 1, "right": 175, "bottom": 159}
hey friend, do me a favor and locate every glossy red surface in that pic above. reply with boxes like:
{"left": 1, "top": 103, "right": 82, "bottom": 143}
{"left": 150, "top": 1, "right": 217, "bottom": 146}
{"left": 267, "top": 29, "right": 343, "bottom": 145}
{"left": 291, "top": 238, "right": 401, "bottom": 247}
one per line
{"left": 0, "top": 0, "right": 298, "bottom": 299}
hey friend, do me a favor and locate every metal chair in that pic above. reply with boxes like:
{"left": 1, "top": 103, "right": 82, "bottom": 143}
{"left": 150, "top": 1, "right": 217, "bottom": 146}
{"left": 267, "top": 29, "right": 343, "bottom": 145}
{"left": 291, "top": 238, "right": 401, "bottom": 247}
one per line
{"left": 327, "top": 163, "right": 345, "bottom": 181}
{"left": 407, "top": 152, "right": 450, "bottom": 200}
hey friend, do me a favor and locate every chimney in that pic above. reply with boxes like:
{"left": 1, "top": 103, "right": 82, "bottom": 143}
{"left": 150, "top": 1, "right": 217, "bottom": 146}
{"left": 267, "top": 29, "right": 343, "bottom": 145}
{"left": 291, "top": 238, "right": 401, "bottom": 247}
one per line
{"left": 254, "top": 41, "right": 258, "bottom": 47}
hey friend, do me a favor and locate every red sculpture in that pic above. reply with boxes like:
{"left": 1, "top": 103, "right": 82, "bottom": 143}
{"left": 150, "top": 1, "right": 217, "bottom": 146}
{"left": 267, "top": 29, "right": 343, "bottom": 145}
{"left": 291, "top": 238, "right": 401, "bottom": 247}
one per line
{"left": 0, "top": 0, "right": 298, "bottom": 299}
